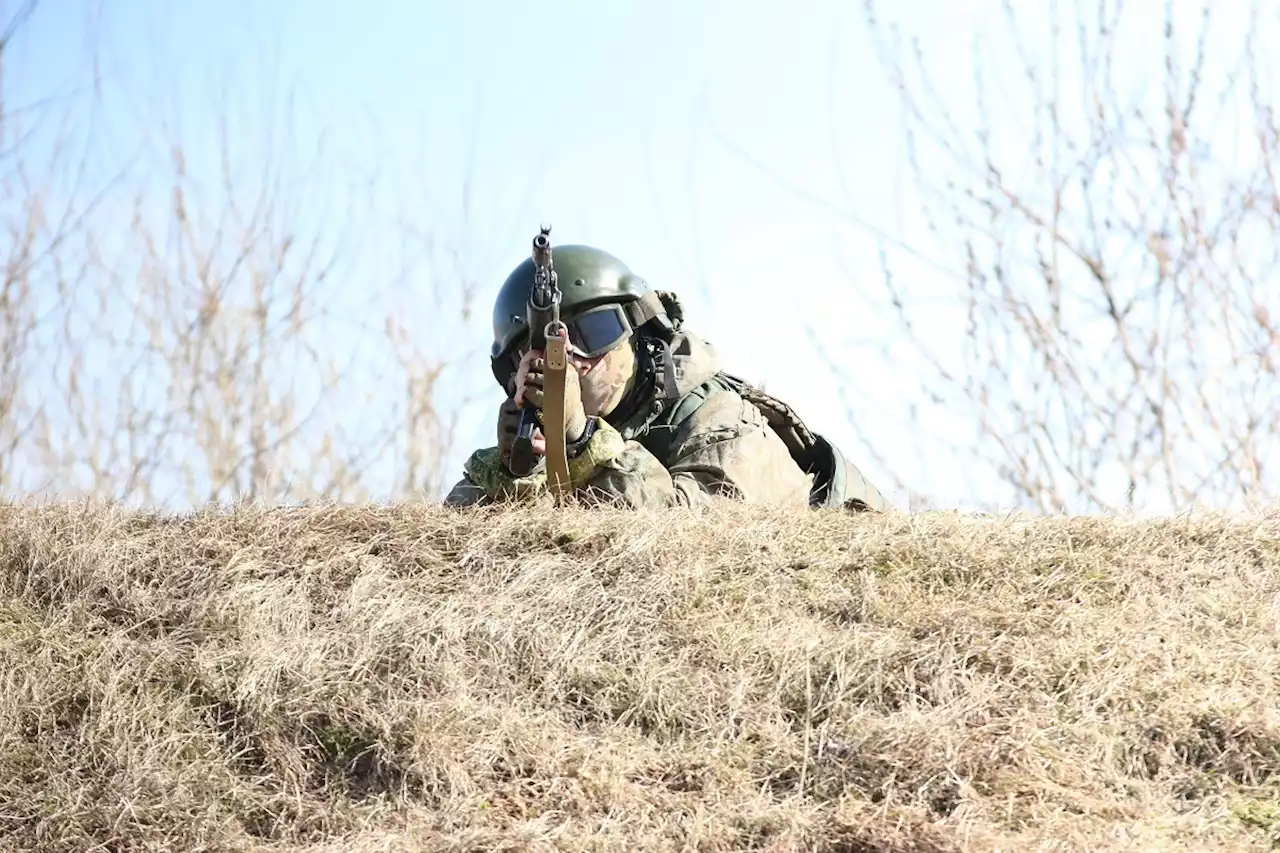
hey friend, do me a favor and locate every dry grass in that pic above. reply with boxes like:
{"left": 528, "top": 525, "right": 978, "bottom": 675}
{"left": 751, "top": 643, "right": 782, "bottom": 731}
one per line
{"left": 1, "top": 501, "right": 1278, "bottom": 851}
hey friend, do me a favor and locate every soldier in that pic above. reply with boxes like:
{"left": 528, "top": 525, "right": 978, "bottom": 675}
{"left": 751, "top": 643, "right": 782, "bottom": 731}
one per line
{"left": 443, "top": 243, "right": 890, "bottom": 511}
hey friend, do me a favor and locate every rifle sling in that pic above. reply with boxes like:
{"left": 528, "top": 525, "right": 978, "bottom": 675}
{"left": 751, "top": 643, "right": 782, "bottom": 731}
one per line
{"left": 542, "top": 334, "right": 572, "bottom": 499}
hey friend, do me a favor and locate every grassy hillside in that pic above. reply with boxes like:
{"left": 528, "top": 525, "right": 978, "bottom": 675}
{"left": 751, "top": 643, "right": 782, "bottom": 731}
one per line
{"left": 1, "top": 501, "right": 1278, "bottom": 852}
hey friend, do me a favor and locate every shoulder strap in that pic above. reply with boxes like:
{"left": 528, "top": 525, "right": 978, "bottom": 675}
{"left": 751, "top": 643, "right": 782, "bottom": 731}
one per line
{"left": 714, "top": 372, "right": 817, "bottom": 460}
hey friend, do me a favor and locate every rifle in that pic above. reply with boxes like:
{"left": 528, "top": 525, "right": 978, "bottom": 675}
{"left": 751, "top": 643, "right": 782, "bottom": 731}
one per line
{"left": 507, "top": 226, "right": 572, "bottom": 497}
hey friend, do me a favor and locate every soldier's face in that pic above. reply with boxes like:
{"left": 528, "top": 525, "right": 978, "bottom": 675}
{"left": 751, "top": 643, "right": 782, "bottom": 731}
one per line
{"left": 571, "top": 337, "right": 637, "bottom": 417}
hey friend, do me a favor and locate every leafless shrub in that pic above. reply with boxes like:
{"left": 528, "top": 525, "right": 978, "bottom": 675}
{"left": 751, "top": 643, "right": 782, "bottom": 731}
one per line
{"left": 0, "top": 2, "right": 483, "bottom": 508}
{"left": 839, "top": 0, "right": 1280, "bottom": 514}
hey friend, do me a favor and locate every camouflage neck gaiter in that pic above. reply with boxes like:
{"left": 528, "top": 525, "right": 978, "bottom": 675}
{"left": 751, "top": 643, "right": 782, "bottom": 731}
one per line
{"left": 576, "top": 336, "right": 638, "bottom": 418}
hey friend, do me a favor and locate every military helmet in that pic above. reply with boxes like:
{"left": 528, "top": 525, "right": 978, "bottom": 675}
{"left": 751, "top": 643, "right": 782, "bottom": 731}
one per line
{"left": 489, "top": 243, "right": 672, "bottom": 387}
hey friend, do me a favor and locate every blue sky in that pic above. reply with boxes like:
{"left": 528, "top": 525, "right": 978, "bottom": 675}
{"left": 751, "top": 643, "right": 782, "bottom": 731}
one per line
{"left": 6, "top": 0, "right": 1269, "bottom": 513}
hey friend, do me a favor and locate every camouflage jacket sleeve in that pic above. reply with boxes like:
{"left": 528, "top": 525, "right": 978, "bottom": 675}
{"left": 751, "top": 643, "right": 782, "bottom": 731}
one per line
{"left": 442, "top": 476, "right": 491, "bottom": 507}
{"left": 446, "top": 388, "right": 813, "bottom": 509}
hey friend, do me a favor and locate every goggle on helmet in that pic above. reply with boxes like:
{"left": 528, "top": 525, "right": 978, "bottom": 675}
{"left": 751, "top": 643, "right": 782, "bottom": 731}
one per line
{"left": 490, "top": 294, "right": 668, "bottom": 391}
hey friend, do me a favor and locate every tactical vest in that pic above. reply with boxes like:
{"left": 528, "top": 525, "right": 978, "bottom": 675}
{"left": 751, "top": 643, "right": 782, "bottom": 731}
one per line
{"left": 619, "top": 368, "right": 889, "bottom": 513}
{"left": 611, "top": 291, "right": 889, "bottom": 512}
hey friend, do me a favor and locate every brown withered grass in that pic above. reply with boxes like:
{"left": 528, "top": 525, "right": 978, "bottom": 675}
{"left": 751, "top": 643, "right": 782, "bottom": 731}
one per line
{"left": 2, "top": 501, "right": 1279, "bottom": 852}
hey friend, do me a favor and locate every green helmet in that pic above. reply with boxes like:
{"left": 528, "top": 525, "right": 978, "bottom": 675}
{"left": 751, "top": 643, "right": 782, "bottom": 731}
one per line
{"left": 489, "top": 243, "right": 672, "bottom": 387}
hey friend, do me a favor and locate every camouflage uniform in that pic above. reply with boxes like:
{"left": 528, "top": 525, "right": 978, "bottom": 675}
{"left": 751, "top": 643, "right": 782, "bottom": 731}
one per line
{"left": 444, "top": 243, "right": 890, "bottom": 512}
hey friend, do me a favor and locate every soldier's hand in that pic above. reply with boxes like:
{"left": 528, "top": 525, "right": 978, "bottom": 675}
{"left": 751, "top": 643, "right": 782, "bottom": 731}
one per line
{"left": 497, "top": 395, "right": 544, "bottom": 472}
{"left": 514, "top": 334, "right": 588, "bottom": 441}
